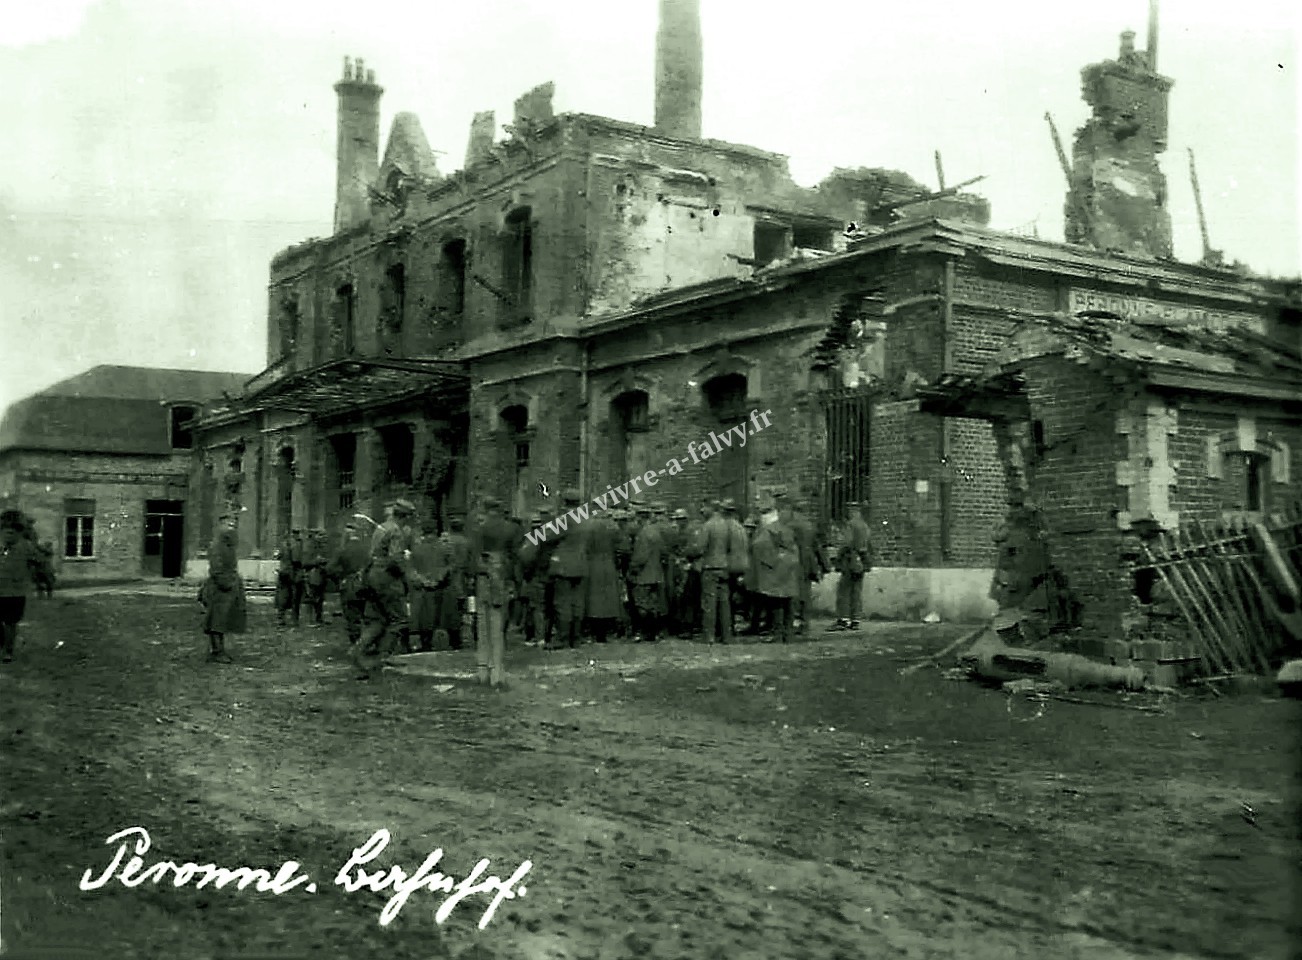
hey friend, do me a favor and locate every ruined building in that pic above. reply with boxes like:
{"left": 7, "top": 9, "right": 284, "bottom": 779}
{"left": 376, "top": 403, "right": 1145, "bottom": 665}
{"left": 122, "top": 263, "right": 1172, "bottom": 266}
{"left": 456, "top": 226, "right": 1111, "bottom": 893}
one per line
{"left": 190, "top": 3, "right": 1300, "bottom": 625}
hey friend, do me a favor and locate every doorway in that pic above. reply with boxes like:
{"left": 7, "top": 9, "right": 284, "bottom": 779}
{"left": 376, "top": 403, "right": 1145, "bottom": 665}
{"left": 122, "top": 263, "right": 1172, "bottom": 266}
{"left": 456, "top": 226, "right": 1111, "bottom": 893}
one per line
{"left": 144, "top": 499, "right": 185, "bottom": 578}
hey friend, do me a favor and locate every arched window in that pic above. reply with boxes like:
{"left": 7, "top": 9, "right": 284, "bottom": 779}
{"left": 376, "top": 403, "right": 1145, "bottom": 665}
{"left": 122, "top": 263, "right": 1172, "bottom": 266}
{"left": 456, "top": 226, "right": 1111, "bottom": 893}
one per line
{"left": 502, "top": 207, "right": 533, "bottom": 324}
{"left": 611, "top": 390, "right": 650, "bottom": 481}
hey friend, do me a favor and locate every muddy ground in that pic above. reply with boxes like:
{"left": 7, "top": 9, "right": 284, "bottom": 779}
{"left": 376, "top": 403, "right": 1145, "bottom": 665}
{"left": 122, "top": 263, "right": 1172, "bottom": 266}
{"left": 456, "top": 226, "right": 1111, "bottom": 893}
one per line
{"left": 1, "top": 591, "right": 1299, "bottom": 960}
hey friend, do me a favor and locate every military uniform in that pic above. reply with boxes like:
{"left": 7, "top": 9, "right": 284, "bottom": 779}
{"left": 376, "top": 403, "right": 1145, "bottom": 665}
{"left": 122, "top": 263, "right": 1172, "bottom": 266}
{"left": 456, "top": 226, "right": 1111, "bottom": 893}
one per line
{"left": 629, "top": 512, "right": 667, "bottom": 642}
{"left": 301, "top": 530, "right": 329, "bottom": 626}
{"left": 200, "top": 519, "right": 246, "bottom": 662}
{"left": 471, "top": 498, "right": 520, "bottom": 687}
{"left": 441, "top": 517, "right": 472, "bottom": 650}
{"left": 329, "top": 525, "right": 369, "bottom": 646}
{"left": 354, "top": 500, "right": 416, "bottom": 678}
{"left": 0, "top": 511, "right": 45, "bottom": 662}
{"left": 518, "top": 514, "right": 551, "bottom": 646}
{"left": 408, "top": 521, "right": 449, "bottom": 651}
{"left": 275, "top": 531, "right": 306, "bottom": 626}
{"left": 784, "top": 497, "right": 825, "bottom": 634}
{"left": 694, "top": 501, "right": 737, "bottom": 644}
{"left": 546, "top": 491, "right": 588, "bottom": 649}
{"left": 750, "top": 507, "right": 801, "bottom": 644}
{"left": 834, "top": 502, "right": 872, "bottom": 629}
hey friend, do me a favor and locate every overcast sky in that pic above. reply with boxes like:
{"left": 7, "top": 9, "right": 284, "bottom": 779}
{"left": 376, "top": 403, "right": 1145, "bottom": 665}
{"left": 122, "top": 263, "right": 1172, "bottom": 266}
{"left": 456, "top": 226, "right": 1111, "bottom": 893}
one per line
{"left": 1, "top": 0, "right": 1298, "bottom": 416}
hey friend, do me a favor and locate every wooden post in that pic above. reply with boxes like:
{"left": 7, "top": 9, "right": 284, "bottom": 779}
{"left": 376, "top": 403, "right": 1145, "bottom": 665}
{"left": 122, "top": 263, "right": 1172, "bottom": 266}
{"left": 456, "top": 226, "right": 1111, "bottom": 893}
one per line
{"left": 1139, "top": 540, "right": 1228, "bottom": 675}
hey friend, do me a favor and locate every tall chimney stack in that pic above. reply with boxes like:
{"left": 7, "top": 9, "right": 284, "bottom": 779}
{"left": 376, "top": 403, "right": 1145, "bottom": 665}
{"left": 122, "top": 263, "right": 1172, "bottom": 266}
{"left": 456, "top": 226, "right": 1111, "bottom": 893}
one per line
{"left": 1146, "top": 0, "right": 1159, "bottom": 71}
{"left": 654, "top": 0, "right": 703, "bottom": 139}
{"left": 333, "top": 56, "right": 384, "bottom": 234}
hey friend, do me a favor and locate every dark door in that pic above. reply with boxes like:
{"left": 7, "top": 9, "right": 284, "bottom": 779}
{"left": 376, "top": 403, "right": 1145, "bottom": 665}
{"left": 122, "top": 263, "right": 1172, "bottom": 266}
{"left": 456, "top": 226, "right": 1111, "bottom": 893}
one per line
{"left": 144, "top": 500, "right": 185, "bottom": 578}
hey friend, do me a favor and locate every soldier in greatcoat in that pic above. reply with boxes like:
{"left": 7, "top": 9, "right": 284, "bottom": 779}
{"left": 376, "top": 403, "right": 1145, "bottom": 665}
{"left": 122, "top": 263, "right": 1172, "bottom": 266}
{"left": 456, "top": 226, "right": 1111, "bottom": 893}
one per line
{"left": 782, "top": 494, "right": 826, "bottom": 635}
{"left": 722, "top": 499, "right": 750, "bottom": 637}
{"left": 833, "top": 500, "right": 873, "bottom": 630}
{"left": 0, "top": 510, "right": 46, "bottom": 662}
{"left": 750, "top": 498, "right": 802, "bottom": 644}
{"left": 518, "top": 513, "right": 551, "bottom": 647}
{"left": 328, "top": 522, "right": 369, "bottom": 648}
{"left": 694, "top": 500, "right": 734, "bottom": 644}
{"left": 584, "top": 503, "right": 628, "bottom": 645}
{"left": 630, "top": 508, "right": 668, "bottom": 643}
{"left": 471, "top": 497, "right": 520, "bottom": 687}
{"left": 301, "top": 529, "right": 329, "bottom": 627}
{"left": 199, "top": 513, "right": 246, "bottom": 663}
{"left": 353, "top": 498, "right": 415, "bottom": 679}
{"left": 408, "top": 517, "right": 448, "bottom": 652}
{"left": 546, "top": 490, "right": 588, "bottom": 650}
{"left": 740, "top": 515, "right": 764, "bottom": 636}
{"left": 677, "top": 505, "right": 707, "bottom": 637}
{"left": 275, "top": 529, "right": 305, "bottom": 627}
{"left": 441, "top": 514, "right": 473, "bottom": 651}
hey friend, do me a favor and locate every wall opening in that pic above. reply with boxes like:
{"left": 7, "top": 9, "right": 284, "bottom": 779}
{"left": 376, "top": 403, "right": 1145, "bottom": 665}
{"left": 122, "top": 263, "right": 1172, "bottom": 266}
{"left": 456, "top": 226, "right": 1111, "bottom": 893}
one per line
{"left": 823, "top": 387, "right": 872, "bottom": 523}
{"left": 383, "top": 263, "right": 406, "bottom": 336}
{"left": 792, "top": 222, "right": 834, "bottom": 251}
{"left": 702, "top": 374, "right": 749, "bottom": 507}
{"left": 63, "top": 497, "right": 95, "bottom": 559}
{"left": 753, "top": 222, "right": 789, "bottom": 267}
{"left": 500, "top": 404, "right": 531, "bottom": 517}
{"left": 143, "top": 498, "right": 185, "bottom": 578}
{"left": 331, "top": 433, "right": 357, "bottom": 511}
{"left": 503, "top": 207, "right": 533, "bottom": 323}
{"left": 441, "top": 239, "right": 467, "bottom": 317}
{"left": 1132, "top": 566, "right": 1157, "bottom": 604}
{"left": 276, "top": 447, "right": 295, "bottom": 537}
{"left": 336, "top": 283, "right": 356, "bottom": 355}
{"left": 611, "top": 389, "right": 651, "bottom": 483}
{"left": 170, "top": 406, "right": 197, "bottom": 449}
{"left": 379, "top": 423, "right": 414, "bottom": 488}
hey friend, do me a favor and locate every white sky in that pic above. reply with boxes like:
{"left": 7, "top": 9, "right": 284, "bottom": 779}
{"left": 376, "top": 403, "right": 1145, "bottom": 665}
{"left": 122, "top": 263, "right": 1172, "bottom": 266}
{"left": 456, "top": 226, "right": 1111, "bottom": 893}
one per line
{"left": 1, "top": 0, "right": 1298, "bottom": 415}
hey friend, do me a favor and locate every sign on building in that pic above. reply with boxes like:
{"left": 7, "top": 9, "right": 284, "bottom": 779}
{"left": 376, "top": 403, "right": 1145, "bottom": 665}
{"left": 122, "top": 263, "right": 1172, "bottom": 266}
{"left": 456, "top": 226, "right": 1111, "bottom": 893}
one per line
{"left": 1067, "top": 289, "right": 1264, "bottom": 333}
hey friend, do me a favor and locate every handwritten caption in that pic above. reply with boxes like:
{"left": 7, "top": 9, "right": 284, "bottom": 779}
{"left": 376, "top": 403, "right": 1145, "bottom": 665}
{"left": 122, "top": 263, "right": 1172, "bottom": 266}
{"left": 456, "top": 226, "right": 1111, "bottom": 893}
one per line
{"left": 79, "top": 826, "right": 531, "bottom": 929}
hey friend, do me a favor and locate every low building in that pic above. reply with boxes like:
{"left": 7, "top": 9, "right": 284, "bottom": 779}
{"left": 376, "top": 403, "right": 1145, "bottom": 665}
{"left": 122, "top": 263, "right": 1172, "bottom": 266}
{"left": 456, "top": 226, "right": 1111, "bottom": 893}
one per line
{"left": 0, "top": 365, "right": 252, "bottom": 584}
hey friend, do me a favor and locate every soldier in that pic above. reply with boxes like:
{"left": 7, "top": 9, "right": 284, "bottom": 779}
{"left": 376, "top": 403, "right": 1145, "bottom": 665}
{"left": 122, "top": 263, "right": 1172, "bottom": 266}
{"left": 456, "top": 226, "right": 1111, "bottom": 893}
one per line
{"left": 546, "top": 490, "right": 588, "bottom": 650}
{"left": 610, "top": 507, "right": 634, "bottom": 638}
{"left": 471, "top": 497, "right": 520, "bottom": 687}
{"left": 0, "top": 509, "right": 46, "bottom": 663}
{"left": 442, "top": 514, "right": 473, "bottom": 651}
{"left": 833, "top": 500, "right": 872, "bottom": 630}
{"left": 199, "top": 512, "right": 246, "bottom": 663}
{"left": 782, "top": 494, "right": 825, "bottom": 635}
{"left": 328, "top": 521, "right": 369, "bottom": 648}
{"left": 275, "top": 528, "right": 305, "bottom": 627}
{"left": 677, "top": 506, "right": 706, "bottom": 637}
{"left": 518, "top": 512, "right": 551, "bottom": 647}
{"left": 750, "top": 497, "right": 801, "bottom": 644}
{"left": 722, "top": 499, "right": 750, "bottom": 637}
{"left": 408, "top": 516, "right": 448, "bottom": 652}
{"left": 31, "top": 536, "right": 55, "bottom": 599}
{"left": 694, "top": 500, "right": 734, "bottom": 644}
{"left": 629, "top": 505, "right": 668, "bottom": 643}
{"left": 585, "top": 502, "right": 628, "bottom": 645}
{"left": 353, "top": 498, "right": 416, "bottom": 679}
{"left": 740, "top": 515, "right": 763, "bottom": 636}
{"left": 301, "top": 529, "right": 329, "bottom": 627}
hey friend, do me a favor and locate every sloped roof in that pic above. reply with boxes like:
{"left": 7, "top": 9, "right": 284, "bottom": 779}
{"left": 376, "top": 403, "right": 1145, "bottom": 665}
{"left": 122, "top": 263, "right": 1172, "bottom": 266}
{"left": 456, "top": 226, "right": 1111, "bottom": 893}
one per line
{"left": 380, "top": 112, "right": 440, "bottom": 182}
{"left": 0, "top": 364, "right": 253, "bottom": 455}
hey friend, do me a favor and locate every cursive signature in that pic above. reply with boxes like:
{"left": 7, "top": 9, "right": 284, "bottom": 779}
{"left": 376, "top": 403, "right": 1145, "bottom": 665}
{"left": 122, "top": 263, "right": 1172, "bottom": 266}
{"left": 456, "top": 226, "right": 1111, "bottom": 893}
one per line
{"left": 78, "top": 826, "right": 531, "bottom": 929}
{"left": 335, "top": 828, "right": 531, "bottom": 928}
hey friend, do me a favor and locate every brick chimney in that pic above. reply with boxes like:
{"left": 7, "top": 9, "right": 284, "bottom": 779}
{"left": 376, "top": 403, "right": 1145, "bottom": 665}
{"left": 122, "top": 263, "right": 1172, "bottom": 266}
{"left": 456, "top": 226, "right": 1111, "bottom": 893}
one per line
{"left": 333, "top": 56, "right": 384, "bottom": 234}
{"left": 654, "top": 0, "right": 703, "bottom": 139}
{"left": 1064, "top": 20, "right": 1174, "bottom": 258}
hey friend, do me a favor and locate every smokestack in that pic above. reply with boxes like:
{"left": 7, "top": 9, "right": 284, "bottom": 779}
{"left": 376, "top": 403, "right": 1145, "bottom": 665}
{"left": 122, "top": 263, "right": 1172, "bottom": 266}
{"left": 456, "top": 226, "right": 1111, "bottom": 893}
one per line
{"left": 333, "top": 55, "right": 384, "bottom": 234}
{"left": 1147, "top": 0, "right": 1159, "bottom": 71}
{"left": 654, "top": 0, "right": 703, "bottom": 139}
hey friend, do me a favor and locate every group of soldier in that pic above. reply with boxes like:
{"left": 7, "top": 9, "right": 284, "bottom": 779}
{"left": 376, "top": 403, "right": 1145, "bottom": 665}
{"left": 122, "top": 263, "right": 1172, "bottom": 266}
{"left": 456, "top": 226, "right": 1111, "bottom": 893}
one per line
{"left": 261, "top": 488, "right": 875, "bottom": 687}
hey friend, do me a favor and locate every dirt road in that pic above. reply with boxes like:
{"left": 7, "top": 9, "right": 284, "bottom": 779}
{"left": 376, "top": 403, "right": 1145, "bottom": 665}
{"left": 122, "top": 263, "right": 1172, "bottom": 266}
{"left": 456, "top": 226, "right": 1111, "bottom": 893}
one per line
{"left": 2, "top": 593, "right": 1299, "bottom": 959}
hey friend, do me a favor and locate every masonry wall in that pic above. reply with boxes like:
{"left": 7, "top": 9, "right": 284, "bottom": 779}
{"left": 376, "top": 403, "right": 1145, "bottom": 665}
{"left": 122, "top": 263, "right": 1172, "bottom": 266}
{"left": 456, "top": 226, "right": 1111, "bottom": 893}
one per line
{"left": 12, "top": 450, "right": 190, "bottom": 583}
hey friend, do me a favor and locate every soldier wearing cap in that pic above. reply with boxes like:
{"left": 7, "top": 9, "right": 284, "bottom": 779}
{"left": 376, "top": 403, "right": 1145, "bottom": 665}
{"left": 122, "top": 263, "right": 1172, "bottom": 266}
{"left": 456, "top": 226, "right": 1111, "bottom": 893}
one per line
{"left": 517, "top": 511, "right": 552, "bottom": 647}
{"left": 327, "top": 521, "right": 369, "bottom": 647}
{"left": 546, "top": 489, "right": 588, "bottom": 649}
{"left": 739, "top": 514, "right": 764, "bottom": 635}
{"left": 833, "top": 500, "right": 872, "bottom": 630}
{"left": 199, "top": 511, "right": 246, "bottom": 663}
{"left": 628, "top": 502, "right": 668, "bottom": 642}
{"left": 584, "top": 498, "right": 628, "bottom": 645}
{"left": 780, "top": 492, "right": 826, "bottom": 635}
{"left": 750, "top": 495, "right": 801, "bottom": 643}
{"left": 692, "top": 499, "right": 734, "bottom": 643}
{"left": 721, "top": 499, "right": 750, "bottom": 635}
{"left": 408, "top": 515, "right": 449, "bottom": 652}
{"left": 354, "top": 498, "right": 416, "bottom": 678}
{"left": 301, "top": 529, "right": 329, "bottom": 627}
{"left": 275, "top": 527, "right": 306, "bottom": 627}
{"left": 470, "top": 496, "right": 520, "bottom": 687}
{"left": 440, "top": 513, "right": 473, "bottom": 651}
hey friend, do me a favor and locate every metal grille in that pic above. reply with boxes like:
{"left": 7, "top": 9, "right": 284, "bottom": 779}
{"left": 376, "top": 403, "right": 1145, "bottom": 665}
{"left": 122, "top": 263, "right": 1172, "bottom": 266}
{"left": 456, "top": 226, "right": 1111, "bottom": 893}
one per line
{"left": 821, "top": 386, "right": 872, "bottom": 525}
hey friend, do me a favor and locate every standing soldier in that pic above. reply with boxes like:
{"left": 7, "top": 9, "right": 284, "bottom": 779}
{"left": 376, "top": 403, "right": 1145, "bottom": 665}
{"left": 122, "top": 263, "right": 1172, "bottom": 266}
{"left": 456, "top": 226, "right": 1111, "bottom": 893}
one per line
{"left": 833, "top": 500, "right": 872, "bottom": 631}
{"left": 408, "top": 516, "right": 448, "bottom": 652}
{"left": 301, "top": 529, "right": 329, "bottom": 627}
{"left": 546, "top": 490, "right": 588, "bottom": 650}
{"left": 629, "top": 506, "right": 667, "bottom": 643}
{"left": 0, "top": 509, "right": 45, "bottom": 663}
{"left": 30, "top": 534, "right": 55, "bottom": 599}
{"left": 442, "top": 514, "right": 472, "bottom": 651}
{"left": 722, "top": 499, "right": 750, "bottom": 638}
{"left": 518, "top": 512, "right": 551, "bottom": 647}
{"left": 694, "top": 500, "right": 733, "bottom": 645}
{"left": 677, "top": 506, "right": 706, "bottom": 637}
{"left": 659, "top": 506, "right": 684, "bottom": 634}
{"left": 750, "top": 496, "right": 801, "bottom": 644}
{"left": 610, "top": 507, "right": 634, "bottom": 638}
{"left": 353, "top": 499, "right": 416, "bottom": 679}
{"left": 470, "top": 497, "right": 520, "bottom": 688}
{"left": 274, "top": 528, "right": 305, "bottom": 627}
{"left": 585, "top": 502, "right": 628, "bottom": 645}
{"left": 199, "top": 512, "right": 246, "bottom": 663}
{"left": 740, "top": 515, "right": 763, "bottom": 636}
{"left": 782, "top": 494, "right": 825, "bottom": 635}
{"left": 328, "top": 522, "right": 369, "bottom": 648}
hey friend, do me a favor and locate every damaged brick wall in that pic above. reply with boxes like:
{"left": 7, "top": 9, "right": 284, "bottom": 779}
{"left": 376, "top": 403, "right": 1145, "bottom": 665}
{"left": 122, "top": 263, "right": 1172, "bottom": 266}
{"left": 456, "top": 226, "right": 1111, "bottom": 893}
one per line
{"left": 1064, "top": 32, "right": 1174, "bottom": 258}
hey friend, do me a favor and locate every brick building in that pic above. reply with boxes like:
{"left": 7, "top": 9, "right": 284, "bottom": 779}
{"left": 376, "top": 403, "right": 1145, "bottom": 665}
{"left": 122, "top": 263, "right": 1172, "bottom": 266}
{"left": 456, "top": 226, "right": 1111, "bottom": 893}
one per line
{"left": 0, "top": 366, "right": 251, "bottom": 584}
{"left": 190, "top": 4, "right": 1299, "bottom": 621}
